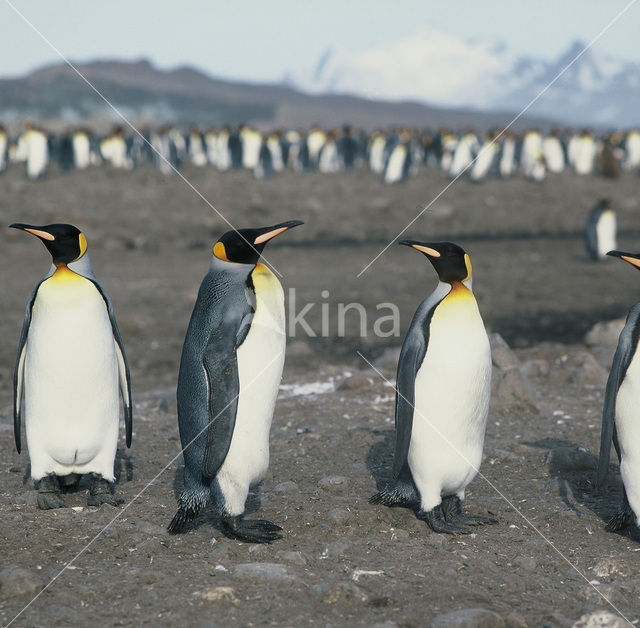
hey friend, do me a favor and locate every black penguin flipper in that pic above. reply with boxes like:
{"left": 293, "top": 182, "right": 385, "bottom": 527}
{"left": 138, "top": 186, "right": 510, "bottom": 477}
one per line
{"left": 584, "top": 209, "right": 600, "bottom": 260}
{"left": 91, "top": 280, "right": 133, "bottom": 448}
{"left": 12, "top": 282, "right": 43, "bottom": 454}
{"left": 597, "top": 303, "right": 640, "bottom": 487}
{"left": 392, "top": 319, "right": 428, "bottom": 480}
{"left": 201, "top": 328, "right": 242, "bottom": 479}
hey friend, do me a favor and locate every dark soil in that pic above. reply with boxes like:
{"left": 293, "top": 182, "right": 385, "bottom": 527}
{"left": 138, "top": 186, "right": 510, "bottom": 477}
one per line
{"left": 1, "top": 163, "right": 640, "bottom": 626}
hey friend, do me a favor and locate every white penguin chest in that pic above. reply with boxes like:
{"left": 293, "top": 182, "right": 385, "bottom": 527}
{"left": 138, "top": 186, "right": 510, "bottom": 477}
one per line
{"left": 412, "top": 285, "right": 491, "bottom": 448}
{"left": 224, "top": 264, "right": 286, "bottom": 482}
{"left": 616, "top": 346, "right": 640, "bottom": 457}
{"left": 596, "top": 211, "right": 616, "bottom": 258}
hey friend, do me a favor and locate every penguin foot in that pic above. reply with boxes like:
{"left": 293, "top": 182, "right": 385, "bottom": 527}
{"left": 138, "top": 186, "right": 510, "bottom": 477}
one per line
{"left": 87, "top": 476, "right": 123, "bottom": 507}
{"left": 221, "top": 515, "right": 283, "bottom": 543}
{"left": 370, "top": 479, "right": 418, "bottom": 507}
{"left": 60, "top": 473, "right": 81, "bottom": 492}
{"left": 417, "top": 506, "right": 473, "bottom": 535}
{"left": 605, "top": 507, "right": 636, "bottom": 533}
{"left": 167, "top": 506, "right": 201, "bottom": 534}
{"left": 441, "top": 495, "right": 497, "bottom": 527}
{"left": 36, "top": 475, "right": 66, "bottom": 510}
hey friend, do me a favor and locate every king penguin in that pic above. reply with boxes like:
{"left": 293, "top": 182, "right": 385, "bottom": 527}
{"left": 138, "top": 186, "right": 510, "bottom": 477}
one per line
{"left": 585, "top": 199, "right": 616, "bottom": 261}
{"left": 168, "top": 220, "right": 303, "bottom": 542}
{"left": 371, "top": 241, "right": 496, "bottom": 534}
{"left": 11, "top": 223, "right": 132, "bottom": 509}
{"left": 597, "top": 249, "right": 640, "bottom": 534}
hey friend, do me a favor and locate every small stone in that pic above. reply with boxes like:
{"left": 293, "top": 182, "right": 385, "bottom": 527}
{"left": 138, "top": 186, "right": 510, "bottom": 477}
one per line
{"left": 197, "top": 586, "right": 239, "bottom": 605}
{"left": 504, "top": 612, "right": 528, "bottom": 628}
{"left": 569, "top": 351, "right": 608, "bottom": 387}
{"left": 572, "top": 610, "right": 628, "bottom": 628}
{"left": 321, "top": 537, "right": 351, "bottom": 557}
{"left": 547, "top": 447, "right": 597, "bottom": 472}
{"left": 520, "top": 359, "right": 550, "bottom": 380}
{"left": 373, "top": 347, "right": 401, "bottom": 370}
{"left": 430, "top": 608, "right": 505, "bottom": 628}
{"left": 318, "top": 475, "right": 348, "bottom": 491}
{"left": 309, "top": 581, "right": 368, "bottom": 603}
{"left": 275, "top": 550, "right": 308, "bottom": 566}
{"left": 512, "top": 555, "right": 537, "bottom": 570}
{"left": 578, "top": 584, "right": 627, "bottom": 606}
{"left": 585, "top": 319, "right": 625, "bottom": 350}
{"left": 591, "top": 557, "right": 631, "bottom": 579}
{"left": 0, "top": 567, "right": 44, "bottom": 601}
{"left": 491, "top": 334, "right": 520, "bottom": 370}
{"left": 232, "top": 563, "right": 293, "bottom": 582}
{"left": 272, "top": 481, "right": 299, "bottom": 494}
{"left": 338, "top": 372, "right": 377, "bottom": 391}
{"left": 327, "top": 508, "right": 353, "bottom": 525}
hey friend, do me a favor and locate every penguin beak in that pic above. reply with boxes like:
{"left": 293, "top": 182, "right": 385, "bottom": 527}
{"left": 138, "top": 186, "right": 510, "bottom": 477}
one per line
{"left": 398, "top": 240, "right": 441, "bottom": 257}
{"left": 9, "top": 223, "right": 55, "bottom": 241}
{"left": 608, "top": 250, "right": 640, "bottom": 269}
{"left": 253, "top": 220, "right": 303, "bottom": 245}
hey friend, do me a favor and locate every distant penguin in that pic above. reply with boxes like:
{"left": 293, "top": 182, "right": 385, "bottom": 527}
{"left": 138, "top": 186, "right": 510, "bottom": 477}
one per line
{"left": 318, "top": 131, "right": 341, "bottom": 174}
{"left": 0, "top": 123, "right": 8, "bottom": 173}
{"left": 498, "top": 132, "right": 516, "bottom": 178}
{"left": 168, "top": 220, "right": 303, "bottom": 542}
{"left": 520, "top": 130, "right": 544, "bottom": 179}
{"left": 449, "top": 131, "right": 478, "bottom": 178}
{"left": 17, "top": 122, "right": 49, "bottom": 180}
{"left": 188, "top": 127, "right": 208, "bottom": 167}
{"left": 598, "top": 137, "right": 621, "bottom": 179}
{"left": 572, "top": 129, "right": 597, "bottom": 175}
{"left": 623, "top": 129, "right": 640, "bottom": 170}
{"left": 72, "top": 129, "right": 92, "bottom": 170}
{"left": 383, "top": 135, "right": 411, "bottom": 184}
{"left": 585, "top": 199, "right": 616, "bottom": 261}
{"left": 469, "top": 131, "right": 498, "bottom": 182}
{"left": 100, "top": 127, "right": 133, "bottom": 170}
{"left": 240, "top": 125, "right": 263, "bottom": 170}
{"left": 254, "top": 141, "right": 274, "bottom": 179}
{"left": 307, "top": 127, "right": 327, "bottom": 168}
{"left": 542, "top": 130, "right": 565, "bottom": 173}
{"left": 597, "top": 249, "right": 640, "bottom": 533}
{"left": 371, "top": 241, "right": 496, "bottom": 534}
{"left": 10, "top": 223, "right": 132, "bottom": 509}
{"left": 369, "top": 131, "right": 387, "bottom": 174}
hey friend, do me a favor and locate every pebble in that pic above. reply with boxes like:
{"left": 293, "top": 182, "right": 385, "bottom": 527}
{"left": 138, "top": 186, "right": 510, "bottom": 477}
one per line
{"left": 308, "top": 581, "right": 368, "bottom": 603}
{"left": 572, "top": 610, "right": 629, "bottom": 628}
{"left": 275, "top": 550, "right": 308, "bottom": 566}
{"left": 512, "top": 555, "right": 537, "bottom": 570}
{"left": 0, "top": 566, "right": 44, "bottom": 601}
{"left": 591, "top": 557, "right": 631, "bottom": 579}
{"left": 546, "top": 446, "right": 597, "bottom": 472}
{"left": 196, "top": 586, "right": 239, "bottom": 605}
{"left": 430, "top": 608, "right": 506, "bottom": 628}
{"left": 232, "top": 563, "right": 294, "bottom": 582}
{"left": 272, "top": 481, "right": 299, "bottom": 494}
{"left": 327, "top": 507, "right": 353, "bottom": 525}
{"left": 318, "top": 475, "right": 348, "bottom": 491}
{"left": 337, "top": 372, "right": 377, "bottom": 391}
{"left": 321, "top": 537, "right": 351, "bottom": 557}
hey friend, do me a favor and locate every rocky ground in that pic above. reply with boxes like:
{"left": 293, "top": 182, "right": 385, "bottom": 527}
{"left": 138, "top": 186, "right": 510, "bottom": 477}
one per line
{"left": 1, "top": 163, "right": 640, "bottom": 626}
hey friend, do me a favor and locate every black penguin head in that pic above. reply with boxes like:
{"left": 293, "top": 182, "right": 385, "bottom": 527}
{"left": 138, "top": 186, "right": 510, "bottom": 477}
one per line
{"left": 399, "top": 240, "right": 472, "bottom": 283}
{"left": 10, "top": 223, "right": 88, "bottom": 265}
{"left": 213, "top": 220, "right": 303, "bottom": 265}
{"left": 607, "top": 250, "right": 640, "bottom": 271}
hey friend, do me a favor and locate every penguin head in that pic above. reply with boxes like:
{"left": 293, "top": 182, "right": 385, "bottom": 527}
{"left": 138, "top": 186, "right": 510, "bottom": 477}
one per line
{"left": 399, "top": 240, "right": 472, "bottom": 283}
{"left": 213, "top": 220, "right": 303, "bottom": 265}
{"left": 607, "top": 250, "right": 640, "bottom": 271}
{"left": 10, "top": 223, "right": 88, "bottom": 265}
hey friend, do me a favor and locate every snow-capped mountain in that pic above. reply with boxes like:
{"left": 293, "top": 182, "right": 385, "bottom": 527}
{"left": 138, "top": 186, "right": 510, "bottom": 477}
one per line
{"left": 294, "top": 27, "right": 640, "bottom": 127}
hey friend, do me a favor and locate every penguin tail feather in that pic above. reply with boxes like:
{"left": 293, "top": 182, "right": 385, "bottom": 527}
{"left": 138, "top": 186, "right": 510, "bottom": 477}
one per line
{"left": 369, "top": 479, "right": 418, "bottom": 507}
{"left": 605, "top": 507, "right": 636, "bottom": 533}
{"left": 167, "top": 505, "right": 201, "bottom": 534}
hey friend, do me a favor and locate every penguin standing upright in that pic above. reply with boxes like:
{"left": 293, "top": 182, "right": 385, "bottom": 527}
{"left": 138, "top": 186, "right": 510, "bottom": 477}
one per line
{"left": 371, "top": 241, "right": 496, "bottom": 534}
{"left": 10, "top": 223, "right": 132, "bottom": 509}
{"left": 168, "top": 220, "right": 303, "bottom": 542}
{"left": 597, "top": 249, "right": 640, "bottom": 533}
{"left": 585, "top": 199, "right": 616, "bottom": 261}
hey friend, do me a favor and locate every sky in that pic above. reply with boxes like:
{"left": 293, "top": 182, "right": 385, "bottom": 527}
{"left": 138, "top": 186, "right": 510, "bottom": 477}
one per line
{"left": 0, "top": 0, "right": 638, "bottom": 83}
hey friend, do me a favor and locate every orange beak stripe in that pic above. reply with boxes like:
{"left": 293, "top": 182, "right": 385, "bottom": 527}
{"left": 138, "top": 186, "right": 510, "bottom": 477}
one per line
{"left": 24, "top": 228, "right": 55, "bottom": 241}
{"left": 412, "top": 244, "right": 440, "bottom": 257}
{"left": 622, "top": 255, "right": 640, "bottom": 268}
{"left": 254, "top": 227, "right": 288, "bottom": 245}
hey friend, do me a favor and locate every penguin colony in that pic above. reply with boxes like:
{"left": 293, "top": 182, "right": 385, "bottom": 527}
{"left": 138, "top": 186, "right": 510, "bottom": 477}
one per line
{"left": 2, "top": 121, "right": 640, "bottom": 183}
{"left": 10, "top": 212, "right": 640, "bottom": 542}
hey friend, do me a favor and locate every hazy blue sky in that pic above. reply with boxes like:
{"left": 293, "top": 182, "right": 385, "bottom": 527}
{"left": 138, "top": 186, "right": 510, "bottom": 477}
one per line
{"left": 1, "top": 0, "right": 638, "bottom": 82}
